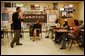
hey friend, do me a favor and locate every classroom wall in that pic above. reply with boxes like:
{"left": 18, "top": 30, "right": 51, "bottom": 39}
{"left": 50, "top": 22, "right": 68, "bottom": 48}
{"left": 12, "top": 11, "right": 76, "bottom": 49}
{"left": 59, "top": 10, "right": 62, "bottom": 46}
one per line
{"left": 1, "top": 1, "right": 84, "bottom": 30}
{"left": 57, "top": 2, "right": 79, "bottom": 19}
{"left": 23, "top": 2, "right": 79, "bottom": 19}
{"left": 78, "top": 1, "right": 84, "bottom": 22}
{"left": 1, "top": 1, "right": 80, "bottom": 19}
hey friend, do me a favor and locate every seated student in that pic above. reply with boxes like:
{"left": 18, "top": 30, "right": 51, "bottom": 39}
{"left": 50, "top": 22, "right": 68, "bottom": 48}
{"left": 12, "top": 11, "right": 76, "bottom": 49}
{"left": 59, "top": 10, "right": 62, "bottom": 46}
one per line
{"left": 45, "top": 18, "right": 60, "bottom": 38}
{"left": 79, "top": 31, "right": 84, "bottom": 48}
{"left": 54, "top": 19, "right": 68, "bottom": 44}
{"left": 1, "top": 30, "right": 4, "bottom": 38}
{"left": 45, "top": 24, "right": 55, "bottom": 39}
{"left": 55, "top": 18, "right": 60, "bottom": 27}
{"left": 57, "top": 21, "right": 68, "bottom": 44}
{"left": 60, "top": 19, "right": 80, "bottom": 49}
{"left": 78, "top": 20, "right": 84, "bottom": 47}
{"left": 68, "top": 20, "right": 80, "bottom": 39}
{"left": 53, "top": 18, "right": 63, "bottom": 43}
{"left": 79, "top": 20, "right": 84, "bottom": 29}
{"left": 33, "top": 21, "right": 41, "bottom": 41}
{"left": 63, "top": 21, "right": 68, "bottom": 28}
{"left": 45, "top": 23, "right": 51, "bottom": 38}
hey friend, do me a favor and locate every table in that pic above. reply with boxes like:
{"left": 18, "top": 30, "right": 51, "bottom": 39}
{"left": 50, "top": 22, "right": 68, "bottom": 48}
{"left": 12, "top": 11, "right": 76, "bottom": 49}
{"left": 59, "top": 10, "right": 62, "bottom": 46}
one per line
{"left": 80, "top": 29, "right": 84, "bottom": 32}
{"left": 1, "top": 29, "right": 8, "bottom": 38}
{"left": 1, "top": 29, "right": 25, "bottom": 38}
{"left": 52, "top": 28, "right": 84, "bottom": 42}
{"left": 53, "top": 28, "right": 84, "bottom": 33}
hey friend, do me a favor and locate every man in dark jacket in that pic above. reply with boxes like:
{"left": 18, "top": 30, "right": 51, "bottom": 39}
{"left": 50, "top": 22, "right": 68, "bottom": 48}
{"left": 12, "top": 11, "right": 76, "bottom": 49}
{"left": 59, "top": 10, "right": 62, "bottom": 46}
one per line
{"left": 10, "top": 7, "right": 23, "bottom": 48}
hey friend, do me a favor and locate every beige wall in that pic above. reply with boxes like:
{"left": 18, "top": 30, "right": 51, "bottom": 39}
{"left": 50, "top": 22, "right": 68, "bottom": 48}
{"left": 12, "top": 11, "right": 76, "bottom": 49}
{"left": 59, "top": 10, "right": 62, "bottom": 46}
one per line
{"left": 58, "top": 2, "right": 79, "bottom": 19}
{"left": 1, "top": 1, "right": 84, "bottom": 23}
{"left": 23, "top": 2, "right": 80, "bottom": 19}
{"left": 1, "top": 1, "right": 84, "bottom": 31}
{"left": 23, "top": 1, "right": 84, "bottom": 21}
{"left": 78, "top": 1, "right": 84, "bottom": 21}
{"left": 1, "top": 1, "right": 81, "bottom": 18}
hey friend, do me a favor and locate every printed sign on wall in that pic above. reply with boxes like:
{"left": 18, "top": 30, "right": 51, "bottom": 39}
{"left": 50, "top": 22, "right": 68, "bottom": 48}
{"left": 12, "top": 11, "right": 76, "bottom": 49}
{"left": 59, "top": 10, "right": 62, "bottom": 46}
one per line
{"left": 2, "top": 13, "right": 9, "bottom": 21}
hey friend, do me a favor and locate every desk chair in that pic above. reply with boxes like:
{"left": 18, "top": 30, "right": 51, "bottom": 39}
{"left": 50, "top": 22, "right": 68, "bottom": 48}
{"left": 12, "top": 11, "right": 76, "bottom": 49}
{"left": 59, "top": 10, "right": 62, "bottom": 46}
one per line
{"left": 67, "top": 31, "right": 82, "bottom": 50}
{"left": 45, "top": 27, "right": 55, "bottom": 39}
{"left": 1, "top": 30, "right": 4, "bottom": 41}
{"left": 33, "top": 28, "right": 42, "bottom": 41}
{"left": 3, "top": 29, "right": 8, "bottom": 38}
{"left": 30, "top": 23, "right": 42, "bottom": 41}
{"left": 1, "top": 29, "right": 9, "bottom": 44}
{"left": 1, "top": 30, "right": 5, "bottom": 45}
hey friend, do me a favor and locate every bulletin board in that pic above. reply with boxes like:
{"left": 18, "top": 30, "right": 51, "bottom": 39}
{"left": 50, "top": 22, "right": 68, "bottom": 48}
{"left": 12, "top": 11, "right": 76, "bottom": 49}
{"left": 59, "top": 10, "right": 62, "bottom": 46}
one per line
{"left": 62, "top": 11, "right": 67, "bottom": 16}
{"left": 48, "top": 14, "right": 56, "bottom": 23}
{"left": 53, "top": 3, "right": 58, "bottom": 10}
{"left": 24, "top": 14, "right": 47, "bottom": 23}
{"left": 2, "top": 13, "right": 9, "bottom": 21}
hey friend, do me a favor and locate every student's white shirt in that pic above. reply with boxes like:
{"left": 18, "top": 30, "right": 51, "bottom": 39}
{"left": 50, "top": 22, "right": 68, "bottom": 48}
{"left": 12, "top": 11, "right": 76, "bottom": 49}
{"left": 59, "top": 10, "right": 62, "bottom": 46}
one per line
{"left": 55, "top": 23, "right": 60, "bottom": 27}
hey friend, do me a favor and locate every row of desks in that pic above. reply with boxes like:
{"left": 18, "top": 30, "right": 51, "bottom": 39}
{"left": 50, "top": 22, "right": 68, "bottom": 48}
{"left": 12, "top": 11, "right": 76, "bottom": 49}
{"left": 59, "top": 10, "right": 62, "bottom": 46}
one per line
{"left": 49, "top": 26, "right": 84, "bottom": 39}
{"left": 50, "top": 26, "right": 84, "bottom": 32}
{"left": 1, "top": 26, "right": 84, "bottom": 39}
{"left": 53, "top": 28, "right": 84, "bottom": 33}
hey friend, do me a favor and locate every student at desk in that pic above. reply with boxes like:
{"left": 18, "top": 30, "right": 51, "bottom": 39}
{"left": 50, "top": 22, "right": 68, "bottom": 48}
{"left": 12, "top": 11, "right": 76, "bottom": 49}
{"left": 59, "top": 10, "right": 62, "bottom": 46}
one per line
{"left": 54, "top": 19, "right": 68, "bottom": 44}
{"left": 1, "top": 30, "right": 4, "bottom": 38}
{"left": 78, "top": 20, "right": 84, "bottom": 47}
{"left": 60, "top": 19, "right": 80, "bottom": 49}
{"left": 57, "top": 21, "right": 68, "bottom": 44}
{"left": 79, "top": 20, "right": 84, "bottom": 29}
{"left": 63, "top": 21, "right": 68, "bottom": 28}
{"left": 53, "top": 18, "right": 62, "bottom": 43}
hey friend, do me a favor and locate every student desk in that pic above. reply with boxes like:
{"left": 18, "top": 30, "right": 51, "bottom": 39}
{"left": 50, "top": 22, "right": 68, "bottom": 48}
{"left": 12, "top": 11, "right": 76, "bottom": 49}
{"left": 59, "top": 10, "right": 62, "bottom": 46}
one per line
{"left": 51, "top": 27, "right": 84, "bottom": 42}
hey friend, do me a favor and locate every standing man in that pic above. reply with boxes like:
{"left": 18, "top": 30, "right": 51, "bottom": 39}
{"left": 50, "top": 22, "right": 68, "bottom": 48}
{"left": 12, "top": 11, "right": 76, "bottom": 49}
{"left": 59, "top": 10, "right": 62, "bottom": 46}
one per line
{"left": 10, "top": 7, "right": 23, "bottom": 48}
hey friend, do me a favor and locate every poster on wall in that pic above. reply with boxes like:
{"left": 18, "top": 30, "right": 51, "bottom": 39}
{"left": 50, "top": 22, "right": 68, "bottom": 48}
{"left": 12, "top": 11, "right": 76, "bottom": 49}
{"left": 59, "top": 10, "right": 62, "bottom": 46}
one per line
{"left": 12, "top": 3, "right": 16, "bottom": 7}
{"left": 2, "top": 13, "right": 9, "bottom": 21}
{"left": 4, "top": 2, "right": 11, "bottom": 7}
{"left": 1, "top": 21, "right": 8, "bottom": 27}
{"left": 53, "top": 3, "right": 58, "bottom": 10}
{"left": 62, "top": 11, "right": 67, "bottom": 17}
{"left": 48, "top": 14, "right": 56, "bottom": 23}
{"left": 31, "top": 5, "right": 40, "bottom": 10}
